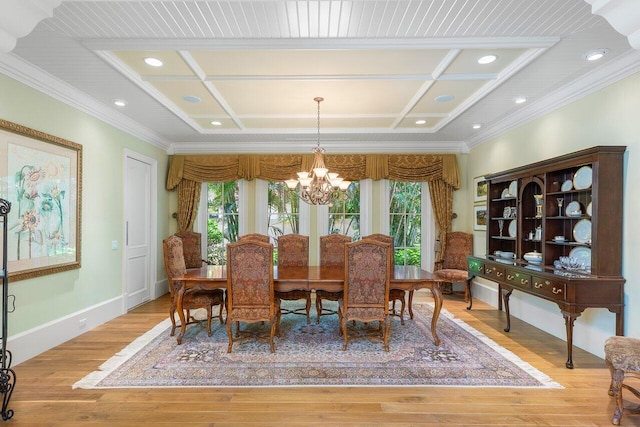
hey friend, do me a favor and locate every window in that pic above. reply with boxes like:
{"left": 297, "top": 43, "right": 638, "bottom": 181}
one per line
{"left": 267, "top": 181, "right": 300, "bottom": 239}
{"left": 328, "top": 182, "right": 360, "bottom": 240}
{"left": 205, "top": 181, "right": 239, "bottom": 265}
{"left": 389, "top": 181, "right": 422, "bottom": 267}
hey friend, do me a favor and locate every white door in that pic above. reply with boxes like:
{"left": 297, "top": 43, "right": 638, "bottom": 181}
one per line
{"left": 125, "top": 154, "right": 152, "bottom": 310}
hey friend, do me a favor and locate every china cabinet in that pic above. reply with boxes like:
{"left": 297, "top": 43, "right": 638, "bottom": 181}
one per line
{"left": 0, "top": 198, "right": 15, "bottom": 420}
{"left": 467, "top": 146, "right": 626, "bottom": 368}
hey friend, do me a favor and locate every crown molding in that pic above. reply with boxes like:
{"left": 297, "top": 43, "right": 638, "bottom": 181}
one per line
{"left": 586, "top": 0, "right": 640, "bottom": 49}
{"left": 170, "top": 140, "right": 469, "bottom": 155}
{"left": 466, "top": 49, "right": 640, "bottom": 148}
{"left": 0, "top": 53, "right": 171, "bottom": 151}
{"left": 0, "top": 0, "right": 61, "bottom": 53}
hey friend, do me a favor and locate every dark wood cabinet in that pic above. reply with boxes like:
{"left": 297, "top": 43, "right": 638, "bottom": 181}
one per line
{"left": 468, "top": 146, "right": 626, "bottom": 368}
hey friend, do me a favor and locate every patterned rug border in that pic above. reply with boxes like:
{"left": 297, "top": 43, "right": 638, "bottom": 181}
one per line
{"left": 73, "top": 305, "right": 563, "bottom": 389}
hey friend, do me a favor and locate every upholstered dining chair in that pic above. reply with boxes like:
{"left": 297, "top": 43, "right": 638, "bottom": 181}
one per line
{"left": 226, "top": 239, "right": 280, "bottom": 353}
{"left": 363, "top": 233, "right": 406, "bottom": 325}
{"left": 162, "top": 235, "right": 225, "bottom": 340}
{"left": 175, "top": 230, "right": 210, "bottom": 269}
{"left": 605, "top": 336, "right": 640, "bottom": 425}
{"left": 338, "top": 239, "right": 392, "bottom": 351}
{"left": 275, "top": 233, "right": 312, "bottom": 324}
{"left": 315, "top": 234, "right": 352, "bottom": 323}
{"left": 238, "top": 233, "right": 270, "bottom": 243}
{"left": 434, "top": 231, "right": 473, "bottom": 305}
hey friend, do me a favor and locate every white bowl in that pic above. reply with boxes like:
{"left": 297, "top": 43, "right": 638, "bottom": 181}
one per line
{"left": 523, "top": 252, "right": 542, "bottom": 263}
{"left": 499, "top": 251, "right": 515, "bottom": 259}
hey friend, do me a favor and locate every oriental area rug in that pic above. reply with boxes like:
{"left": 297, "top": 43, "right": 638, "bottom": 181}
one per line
{"left": 73, "top": 303, "right": 562, "bottom": 389}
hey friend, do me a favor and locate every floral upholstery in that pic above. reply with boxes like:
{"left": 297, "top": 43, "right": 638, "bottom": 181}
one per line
{"left": 338, "top": 240, "right": 391, "bottom": 351}
{"left": 162, "top": 235, "right": 224, "bottom": 340}
{"left": 226, "top": 240, "right": 280, "bottom": 353}
{"left": 277, "top": 234, "right": 309, "bottom": 267}
{"left": 275, "top": 234, "right": 312, "bottom": 323}
{"left": 364, "top": 234, "right": 406, "bottom": 324}
{"left": 238, "top": 233, "right": 270, "bottom": 243}
{"left": 315, "top": 234, "right": 352, "bottom": 323}
{"left": 434, "top": 231, "right": 473, "bottom": 297}
{"left": 605, "top": 336, "right": 640, "bottom": 425}
{"left": 175, "top": 230, "right": 207, "bottom": 269}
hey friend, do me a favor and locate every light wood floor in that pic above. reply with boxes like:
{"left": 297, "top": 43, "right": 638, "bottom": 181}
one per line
{"left": 7, "top": 290, "right": 629, "bottom": 426}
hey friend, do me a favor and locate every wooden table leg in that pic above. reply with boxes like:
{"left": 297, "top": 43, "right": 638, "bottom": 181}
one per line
{"left": 176, "top": 286, "right": 186, "bottom": 345}
{"left": 502, "top": 288, "right": 513, "bottom": 333}
{"left": 408, "top": 290, "right": 414, "bottom": 320}
{"left": 430, "top": 282, "right": 442, "bottom": 346}
{"left": 563, "top": 313, "right": 577, "bottom": 369}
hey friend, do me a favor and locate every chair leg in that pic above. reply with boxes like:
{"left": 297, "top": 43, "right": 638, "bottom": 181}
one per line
{"left": 226, "top": 321, "right": 234, "bottom": 353}
{"left": 399, "top": 298, "right": 405, "bottom": 325}
{"left": 206, "top": 306, "right": 213, "bottom": 337}
{"left": 315, "top": 297, "right": 323, "bottom": 324}
{"left": 269, "top": 321, "right": 277, "bottom": 353}
{"left": 305, "top": 294, "right": 311, "bottom": 324}
{"left": 341, "top": 316, "right": 349, "bottom": 351}
{"left": 383, "top": 316, "right": 391, "bottom": 352}
{"left": 611, "top": 367, "right": 625, "bottom": 425}
{"left": 169, "top": 305, "right": 177, "bottom": 336}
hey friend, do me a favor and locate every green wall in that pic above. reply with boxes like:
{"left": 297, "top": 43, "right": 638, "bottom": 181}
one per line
{"left": 0, "top": 74, "right": 171, "bottom": 335}
{"left": 465, "top": 70, "right": 640, "bottom": 355}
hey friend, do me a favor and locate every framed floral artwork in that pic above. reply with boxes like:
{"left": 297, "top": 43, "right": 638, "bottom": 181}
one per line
{"left": 0, "top": 119, "right": 82, "bottom": 281}
{"left": 474, "top": 205, "right": 487, "bottom": 231}
{"left": 474, "top": 176, "right": 487, "bottom": 203}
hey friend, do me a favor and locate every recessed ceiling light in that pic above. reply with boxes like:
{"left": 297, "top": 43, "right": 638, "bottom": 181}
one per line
{"left": 584, "top": 49, "right": 609, "bottom": 61}
{"left": 514, "top": 96, "right": 528, "bottom": 104}
{"left": 144, "top": 57, "right": 163, "bottom": 67}
{"left": 210, "top": 121, "right": 222, "bottom": 126}
{"left": 472, "top": 123, "right": 482, "bottom": 129}
{"left": 112, "top": 99, "right": 127, "bottom": 107}
{"left": 415, "top": 119, "right": 426, "bottom": 125}
{"left": 435, "top": 94, "right": 455, "bottom": 103}
{"left": 183, "top": 95, "right": 201, "bottom": 103}
{"left": 477, "top": 55, "right": 497, "bottom": 65}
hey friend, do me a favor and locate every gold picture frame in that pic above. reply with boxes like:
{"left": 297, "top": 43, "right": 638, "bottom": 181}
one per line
{"left": 0, "top": 119, "right": 82, "bottom": 281}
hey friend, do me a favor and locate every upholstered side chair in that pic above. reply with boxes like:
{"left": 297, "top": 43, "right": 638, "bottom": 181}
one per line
{"left": 275, "top": 233, "right": 312, "bottom": 324}
{"left": 238, "top": 233, "right": 270, "bottom": 243}
{"left": 338, "top": 239, "right": 392, "bottom": 351}
{"left": 434, "top": 231, "right": 473, "bottom": 307}
{"left": 605, "top": 336, "right": 640, "bottom": 425}
{"left": 315, "top": 234, "right": 352, "bottom": 323}
{"left": 162, "top": 235, "right": 225, "bottom": 341}
{"left": 226, "top": 240, "right": 280, "bottom": 353}
{"left": 175, "top": 230, "right": 210, "bottom": 269}
{"left": 363, "top": 233, "right": 406, "bottom": 325}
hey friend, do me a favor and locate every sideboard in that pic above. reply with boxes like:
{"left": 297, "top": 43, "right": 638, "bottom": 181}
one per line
{"left": 467, "top": 146, "right": 626, "bottom": 369}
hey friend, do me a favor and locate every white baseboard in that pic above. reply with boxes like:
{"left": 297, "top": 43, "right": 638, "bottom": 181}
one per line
{"left": 9, "top": 296, "right": 124, "bottom": 366}
{"left": 11, "top": 278, "right": 170, "bottom": 366}
{"left": 469, "top": 279, "right": 613, "bottom": 359}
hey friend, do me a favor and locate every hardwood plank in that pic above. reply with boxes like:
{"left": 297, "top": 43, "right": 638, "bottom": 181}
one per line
{"left": 6, "top": 291, "right": 624, "bottom": 426}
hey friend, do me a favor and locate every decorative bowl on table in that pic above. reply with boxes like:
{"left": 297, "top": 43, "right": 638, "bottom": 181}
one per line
{"left": 523, "top": 251, "right": 542, "bottom": 264}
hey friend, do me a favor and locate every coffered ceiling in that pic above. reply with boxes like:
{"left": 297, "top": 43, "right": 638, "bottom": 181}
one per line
{"left": 1, "top": 1, "right": 640, "bottom": 154}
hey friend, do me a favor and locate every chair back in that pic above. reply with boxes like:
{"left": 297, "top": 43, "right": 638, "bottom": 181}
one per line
{"left": 363, "top": 233, "right": 395, "bottom": 268}
{"left": 277, "top": 234, "right": 309, "bottom": 267}
{"left": 238, "top": 233, "right": 270, "bottom": 243}
{"left": 441, "top": 232, "right": 473, "bottom": 271}
{"left": 175, "top": 230, "right": 204, "bottom": 269}
{"left": 163, "top": 235, "right": 187, "bottom": 298}
{"left": 343, "top": 239, "right": 391, "bottom": 319}
{"left": 320, "top": 234, "right": 352, "bottom": 267}
{"left": 226, "top": 240, "right": 275, "bottom": 318}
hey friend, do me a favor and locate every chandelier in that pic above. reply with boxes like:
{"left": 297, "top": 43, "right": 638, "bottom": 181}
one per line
{"left": 285, "top": 97, "right": 351, "bottom": 205}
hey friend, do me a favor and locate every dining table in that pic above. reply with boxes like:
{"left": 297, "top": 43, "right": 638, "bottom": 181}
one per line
{"left": 174, "top": 264, "right": 445, "bottom": 346}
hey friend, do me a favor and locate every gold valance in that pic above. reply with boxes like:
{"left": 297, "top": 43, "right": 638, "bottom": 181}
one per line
{"left": 166, "top": 153, "right": 460, "bottom": 190}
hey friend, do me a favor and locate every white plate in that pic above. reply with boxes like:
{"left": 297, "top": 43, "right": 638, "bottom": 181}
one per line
{"left": 565, "top": 201, "right": 582, "bottom": 217}
{"left": 508, "top": 219, "right": 517, "bottom": 238}
{"left": 501, "top": 188, "right": 510, "bottom": 199}
{"left": 586, "top": 201, "right": 592, "bottom": 216}
{"left": 508, "top": 180, "right": 517, "bottom": 197}
{"left": 561, "top": 180, "right": 573, "bottom": 192}
{"left": 573, "top": 166, "right": 592, "bottom": 190}
{"left": 573, "top": 219, "right": 591, "bottom": 243}
{"left": 569, "top": 247, "right": 591, "bottom": 268}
